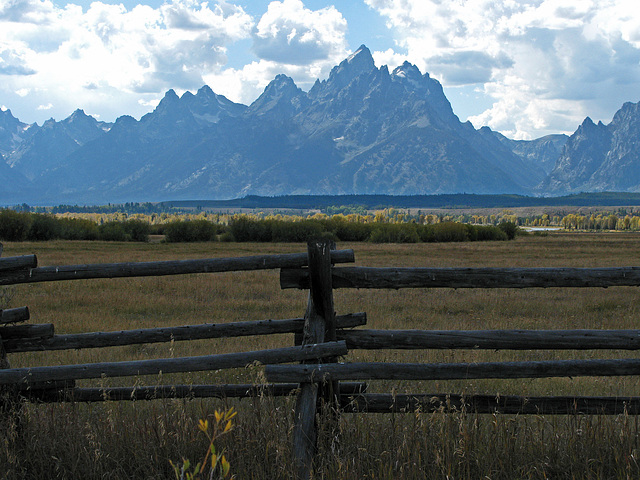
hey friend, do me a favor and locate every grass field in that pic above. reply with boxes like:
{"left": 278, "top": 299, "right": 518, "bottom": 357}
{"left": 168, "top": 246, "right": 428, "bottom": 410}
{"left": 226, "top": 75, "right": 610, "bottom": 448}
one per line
{"left": 2, "top": 233, "right": 640, "bottom": 478}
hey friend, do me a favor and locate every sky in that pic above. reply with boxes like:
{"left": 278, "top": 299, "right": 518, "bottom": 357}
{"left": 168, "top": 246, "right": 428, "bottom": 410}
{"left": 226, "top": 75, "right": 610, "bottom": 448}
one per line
{"left": 1, "top": 0, "right": 640, "bottom": 140}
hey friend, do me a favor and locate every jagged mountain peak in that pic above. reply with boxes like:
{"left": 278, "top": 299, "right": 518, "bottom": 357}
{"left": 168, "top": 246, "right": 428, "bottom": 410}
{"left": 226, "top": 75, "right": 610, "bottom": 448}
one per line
{"left": 195, "top": 85, "right": 218, "bottom": 102}
{"left": 1, "top": 107, "right": 18, "bottom": 121}
{"left": 331, "top": 44, "right": 375, "bottom": 80}
{"left": 60, "top": 109, "right": 113, "bottom": 136}
{"left": 108, "top": 115, "right": 137, "bottom": 134}
{"left": 346, "top": 45, "right": 375, "bottom": 66}
{"left": 143, "top": 85, "right": 246, "bottom": 128}
{"left": 155, "top": 89, "right": 180, "bottom": 110}
{"left": 264, "top": 74, "right": 299, "bottom": 92}
{"left": 115, "top": 114, "right": 137, "bottom": 126}
{"left": 610, "top": 101, "right": 640, "bottom": 127}
{"left": 391, "top": 61, "right": 429, "bottom": 94}
{"left": 392, "top": 61, "right": 422, "bottom": 80}
{"left": 62, "top": 109, "right": 96, "bottom": 126}
{"left": 0, "top": 106, "right": 35, "bottom": 157}
{"left": 575, "top": 116, "right": 607, "bottom": 137}
{"left": 541, "top": 113, "right": 614, "bottom": 194}
{"left": 68, "top": 108, "right": 88, "bottom": 117}
{"left": 618, "top": 100, "right": 640, "bottom": 113}
{"left": 164, "top": 89, "right": 179, "bottom": 100}
{"left": 5, "top": 44, "right": 640, "bottom": 204}
{"left": 185, "top": 85, "right": 246, "bottom": 124}
{"left": 581, "top": 116, "right": 595, "bottom": 127}
{"left": 5, "top": 105, "right": 110, "bottom": 181}
{"left": 248, "top": 74, "right": 307, "bottom": 117}
{"left": 309, "top": 44, "right": 376, "bottom": 99}
{"left": 0, "top": 107, "right": 25, "bottom": 132}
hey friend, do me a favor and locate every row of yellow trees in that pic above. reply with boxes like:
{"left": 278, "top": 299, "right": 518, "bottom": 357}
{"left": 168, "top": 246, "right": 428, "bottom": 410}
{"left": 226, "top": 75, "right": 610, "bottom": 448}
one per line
{"left": 51, "top": 209, "right": 640, "bottom": 231}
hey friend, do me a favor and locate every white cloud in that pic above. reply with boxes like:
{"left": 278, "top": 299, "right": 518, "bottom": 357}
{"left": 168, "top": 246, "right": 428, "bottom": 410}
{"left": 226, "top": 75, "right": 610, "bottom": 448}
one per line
{"left": 0, "top": 0, "right": 353, "bottom": 124}
{"left": 138, "top": 97, "right": 160, "bottom": 108}
{"left": 0, "top": 0, "right": 254, "bottom": 122}
{"left": 202, "top": 0, "right": 351, "bottom": 106}
{"left": 204, "top": 56, "right": 334, "bottom": 106}
{"left": 366, "top": 0, "right": 640, "bottom": 138}
{"left": 0, "top": 46, "right": 37, "bottom": 75}
{"left": 252, "top": 0, "right": 348, "bottom": 66}
{"left": 0, "top": 0, "right": 56, "bottom": 24}
{"left": 371, "top": 48, "right": 405, "bottom": 71}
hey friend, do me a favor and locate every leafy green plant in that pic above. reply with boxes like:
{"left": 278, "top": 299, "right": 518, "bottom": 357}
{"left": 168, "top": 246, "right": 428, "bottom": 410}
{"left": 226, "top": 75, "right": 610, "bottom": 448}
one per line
{"left": 164, "top": 219, "right": 218, "bottom": 242}
{"left": 0, "top": 209, "right": 32, "bottom": 241}
{"left": 498, "top": 220, "right": 518, "bottom": 239}
{"left": 171, "top": 408, "right": 237, "bottom": 480}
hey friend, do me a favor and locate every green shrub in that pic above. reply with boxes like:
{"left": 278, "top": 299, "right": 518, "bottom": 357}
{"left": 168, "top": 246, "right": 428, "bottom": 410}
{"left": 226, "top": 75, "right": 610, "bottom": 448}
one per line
{"left": 419, "top": 222, "right": 469, "bottom": 242}
{"left": 0, "top": 209, "right": 32, "bottom": 241}
{"left": 188, "top": 219, "right": 218, "bottom": 242}
{"left": 498, "top": 221, "right": 518, "bottom": 240}
{"left": 269, "top": 219, "right": 326, "bottom": 242}
{"left": 219, "top": 231, "right": 235, "bottom": 242}
{"left": 98, "top": 221, "right": 128, "bottom": 241}
{"left": 164, "top": 219, "right": 217, "bottom": 242}
{"left": 58, "top": 217, "right": 99, "bottom": 240}
{"left": 470, "top": 224, "right": 508, "bottom": 241}
{"left": 369, "top": 223, "right": 419, "bottom": 243}
{"left": 164, "top": 221, "right": 191, "bottom": 242}
{"left": 28, "top": 214, "right": 61, "bottom": 240}
{"left": 323, "top": 218, "right": 372, "bottom": 241}
{"left": 229, "top": 217, "right": 271, "bottom": 242}
{"left": 123, "top": 219, "right": 151, "bottom": 242}
{"left": 150, "top": 223, "right": 165, "bottom": 235}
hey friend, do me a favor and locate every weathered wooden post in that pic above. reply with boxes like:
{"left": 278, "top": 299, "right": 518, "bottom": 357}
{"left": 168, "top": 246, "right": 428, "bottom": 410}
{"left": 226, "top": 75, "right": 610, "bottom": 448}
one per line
{"left": 0, "top": 243, "right": 11, "bottom": 370}
{"left": 0, "top": 243, "right": 15, "bottom": 417}
{"left": 292, "top": 239, "right": 338, "bottom": 479}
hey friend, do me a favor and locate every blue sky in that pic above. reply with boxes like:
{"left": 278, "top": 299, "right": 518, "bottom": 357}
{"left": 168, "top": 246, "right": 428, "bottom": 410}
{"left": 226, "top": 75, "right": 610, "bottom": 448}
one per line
{"left": 2, "top": 0, "right": 640, "bottom": 139}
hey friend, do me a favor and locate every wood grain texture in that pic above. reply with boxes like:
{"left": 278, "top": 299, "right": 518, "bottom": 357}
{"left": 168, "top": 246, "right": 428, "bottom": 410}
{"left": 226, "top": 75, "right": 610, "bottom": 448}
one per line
{"left": 0, "top": 341, "right": 348, "bottom": 385}
{"left": 281, "top": 266, "right": 640, "bottom": 289}
{"left": 266, "top": 358, "right": 640, "bottom": 383}
{"left": 338, "top": 328, "right": 640, "bottom": 350}
{"left": 3, "top": 313, "right": 366, "bottom": 353}
{"left": 0, "top": 250, "right": 354, "bottom": 285}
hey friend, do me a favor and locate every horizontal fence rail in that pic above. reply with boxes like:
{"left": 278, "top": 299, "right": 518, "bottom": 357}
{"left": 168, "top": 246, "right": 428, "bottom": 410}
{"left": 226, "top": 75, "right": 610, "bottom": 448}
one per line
{"left": 339, "top": 393, "right": 640, "bottom": 415}
{"left": 0, "top": 307, "right": 30, "bottom": 325}
{"left": 266, "top": 358, "right": 640, "bottom": 383}
{"left": 0, "top": 255, "right": 38, "bottom": 272}
{"left": 0, "top": 341, "right": 348, "bottom": 386}
{"left": 281, "top": 266, "right": 640, "bottom": 289}
{"left": 24, "top": 382, "right": 368, "bottom": 403}
{"left": 0, "top": 323, "right": 53, "bottom": 341}
{"left": 2, "top": 313, "right": 366, "bottom": 353}
{"left": 338, "top": 329, "right": 640, "bottom": 350}
{"left": 0, "top": 249, "right": 355, "bottom": 285}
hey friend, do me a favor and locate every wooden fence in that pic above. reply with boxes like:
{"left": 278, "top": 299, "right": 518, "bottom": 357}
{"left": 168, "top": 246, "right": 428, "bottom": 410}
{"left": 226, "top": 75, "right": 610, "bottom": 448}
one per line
{"left": 2, "top": 240, "right": 640, "bottom": 479}
{"left": 0, "top": 246, "right": 358, "bottom": 402}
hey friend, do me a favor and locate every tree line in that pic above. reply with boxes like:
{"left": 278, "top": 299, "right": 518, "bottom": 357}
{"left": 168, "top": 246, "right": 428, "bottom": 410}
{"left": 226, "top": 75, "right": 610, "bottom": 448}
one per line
{"left": 6, "top": 205, "right": 640, "bottom": 244}
{"left": 0, "top": 209, "right": 516, "bottom": 243}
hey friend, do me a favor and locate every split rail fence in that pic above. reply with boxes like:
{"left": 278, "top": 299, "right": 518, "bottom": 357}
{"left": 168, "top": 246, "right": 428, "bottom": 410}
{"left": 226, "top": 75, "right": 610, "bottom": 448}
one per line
{"left": 2, "top": 240, "right": 640, "bottom": 478}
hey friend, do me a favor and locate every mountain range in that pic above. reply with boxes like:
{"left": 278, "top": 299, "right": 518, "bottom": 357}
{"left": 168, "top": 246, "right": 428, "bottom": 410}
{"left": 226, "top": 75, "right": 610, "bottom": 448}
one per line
{"left": 1, "top": 45, "right": 638, "bottom": 205}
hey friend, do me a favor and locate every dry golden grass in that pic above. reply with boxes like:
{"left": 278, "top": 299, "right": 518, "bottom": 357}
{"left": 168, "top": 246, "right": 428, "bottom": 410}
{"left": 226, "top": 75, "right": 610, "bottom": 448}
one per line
{"left": 2, "top": 233, "right": 640, "bottom": 478}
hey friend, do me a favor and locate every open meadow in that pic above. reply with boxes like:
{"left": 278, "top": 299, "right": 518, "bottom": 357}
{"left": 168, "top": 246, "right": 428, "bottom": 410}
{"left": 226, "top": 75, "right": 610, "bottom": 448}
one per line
{"left": 2, "top": 233, "right": 640, "bottom": 478}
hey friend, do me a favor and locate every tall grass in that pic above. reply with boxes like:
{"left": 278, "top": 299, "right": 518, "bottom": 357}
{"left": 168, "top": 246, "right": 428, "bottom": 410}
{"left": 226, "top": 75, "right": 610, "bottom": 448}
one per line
{"left": 2, "top": 234, "right": 640, "bottom": 478}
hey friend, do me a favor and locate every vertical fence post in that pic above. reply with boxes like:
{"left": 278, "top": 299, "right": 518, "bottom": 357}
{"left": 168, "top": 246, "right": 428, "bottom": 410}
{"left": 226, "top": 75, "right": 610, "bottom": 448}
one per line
{"left": 0, "top": 243, "right": 10, "bottom": 370}
{"left": 0, "top": 244, "right": 16, "bottom": 417}
{"left": 292, "top": 239, "right": 338, "bottom": 479}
